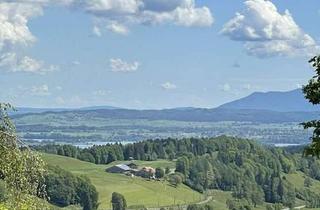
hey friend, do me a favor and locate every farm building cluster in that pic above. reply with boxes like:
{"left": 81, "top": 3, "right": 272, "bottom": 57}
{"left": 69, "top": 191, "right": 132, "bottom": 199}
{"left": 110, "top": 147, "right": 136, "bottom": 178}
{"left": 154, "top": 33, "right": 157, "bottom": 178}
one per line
{"left": 106, "top": 162, "right": 156, "bottom": 179}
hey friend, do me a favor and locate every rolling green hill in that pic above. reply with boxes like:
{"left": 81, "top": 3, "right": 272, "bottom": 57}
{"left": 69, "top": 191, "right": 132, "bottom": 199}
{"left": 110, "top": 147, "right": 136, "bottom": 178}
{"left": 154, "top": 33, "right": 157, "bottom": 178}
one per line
{"left": 41, "top": 137, "right": 320, "bottom": 210}
{"left": 41, "top": 153, "right": 274, "bottom": 210}
{"left": 42, "top": 153, "right": 202, "bottom": 209}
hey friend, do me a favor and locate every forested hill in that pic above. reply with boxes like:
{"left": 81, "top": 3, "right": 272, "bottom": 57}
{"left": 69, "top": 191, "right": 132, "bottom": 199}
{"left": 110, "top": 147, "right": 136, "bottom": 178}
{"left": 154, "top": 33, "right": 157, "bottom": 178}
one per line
{"left": 36, "top": 137, "right": 320, "bottom": 209}
{"left": 13, "top": 107, "right": 320, "bottom": 123}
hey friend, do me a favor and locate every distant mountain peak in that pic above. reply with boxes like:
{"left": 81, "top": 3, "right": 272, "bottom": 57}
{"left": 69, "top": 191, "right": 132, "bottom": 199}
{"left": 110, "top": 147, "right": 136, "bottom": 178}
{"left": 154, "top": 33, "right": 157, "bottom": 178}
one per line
{"left": 218, "top": 89, "right": 318, "bottom": 112}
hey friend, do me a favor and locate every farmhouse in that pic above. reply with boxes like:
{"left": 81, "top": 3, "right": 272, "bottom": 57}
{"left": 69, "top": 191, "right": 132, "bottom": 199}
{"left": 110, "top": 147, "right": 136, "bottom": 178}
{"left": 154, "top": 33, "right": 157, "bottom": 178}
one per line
{"left": 105, "top": 163, "right": 156, "bottom": 179}
{"left": 106, "top": 164, "right": 132, "bottom": 173}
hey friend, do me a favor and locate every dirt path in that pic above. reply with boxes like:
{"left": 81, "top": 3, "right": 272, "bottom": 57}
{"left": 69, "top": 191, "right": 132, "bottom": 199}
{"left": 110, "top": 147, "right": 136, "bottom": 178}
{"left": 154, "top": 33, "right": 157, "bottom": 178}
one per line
{"left": 195, "top": 196, "right": 213, "bottom": 205}
{"left": 144, "top": 196, "right": 213, "bottom": 210}
{"left": 282, "top": 205, "right": 306, "bottom": 210}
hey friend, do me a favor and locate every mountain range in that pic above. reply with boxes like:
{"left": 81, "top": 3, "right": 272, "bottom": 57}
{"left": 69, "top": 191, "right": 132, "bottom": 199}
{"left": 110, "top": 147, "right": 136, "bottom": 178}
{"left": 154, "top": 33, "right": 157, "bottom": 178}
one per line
{"left": 15, "top": 88, "right": 318, "bottom": 114}
{"left": 218, "top": 89, "right": 318, "bottom": 112}
{"left": 10, "top": 89, "right": 320, "bottom": 123}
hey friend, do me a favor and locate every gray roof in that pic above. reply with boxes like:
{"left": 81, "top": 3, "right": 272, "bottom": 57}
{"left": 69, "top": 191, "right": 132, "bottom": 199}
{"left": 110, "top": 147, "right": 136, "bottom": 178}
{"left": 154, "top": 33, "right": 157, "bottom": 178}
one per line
{"left": 115, "top": 164, "right": 131, "bottom": 171}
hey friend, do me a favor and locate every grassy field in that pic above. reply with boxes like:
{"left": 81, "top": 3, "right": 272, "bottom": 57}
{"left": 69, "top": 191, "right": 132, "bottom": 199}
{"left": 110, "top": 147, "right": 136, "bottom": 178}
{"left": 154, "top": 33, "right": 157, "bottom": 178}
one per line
{"left": 42, "top": 154, "right": 202, "bottom": 209}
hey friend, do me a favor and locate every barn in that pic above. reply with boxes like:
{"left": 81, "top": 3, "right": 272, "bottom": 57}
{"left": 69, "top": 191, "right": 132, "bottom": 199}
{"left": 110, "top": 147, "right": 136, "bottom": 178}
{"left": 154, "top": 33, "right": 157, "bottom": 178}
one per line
{"left": 106, "top": 164, "right": 132, "bottom": 173}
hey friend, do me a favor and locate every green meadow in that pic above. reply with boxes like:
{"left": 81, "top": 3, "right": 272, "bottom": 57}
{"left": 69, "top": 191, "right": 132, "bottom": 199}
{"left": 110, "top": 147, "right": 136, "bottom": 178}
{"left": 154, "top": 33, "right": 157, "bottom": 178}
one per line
{"left": 42, "top": 154, "right": 202, "bottom": 209}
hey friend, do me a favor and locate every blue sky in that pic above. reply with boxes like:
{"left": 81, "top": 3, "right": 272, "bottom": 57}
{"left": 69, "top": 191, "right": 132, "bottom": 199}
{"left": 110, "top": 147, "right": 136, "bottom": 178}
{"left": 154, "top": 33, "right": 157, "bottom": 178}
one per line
{"left": 0, "top": 0, "right": 319, "bottom": 109}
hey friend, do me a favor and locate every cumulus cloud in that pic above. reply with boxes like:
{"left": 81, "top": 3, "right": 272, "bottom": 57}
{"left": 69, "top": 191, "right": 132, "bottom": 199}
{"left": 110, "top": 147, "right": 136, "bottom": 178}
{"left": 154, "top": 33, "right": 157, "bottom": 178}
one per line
{"left": 0, "top": 52, "right": 58, "bottom": 74}
{"left": 161, "top": 82, "right": 177, "bottom": 90}
{"left": 0, "top": 0, "right": 213, "bottom": 73}
{"left": 0, "top": 2, "right": 42, "bottom": 50}
{"left": 75, "top": 0, "right": 214, "bottom": 35}
{"left": 106, "top": 22, "right": 129, "bottom": 35}
{"left": 221, "top": 0, "right": 319, "bottom": 57}
{"left": 0, "top": 1, "right": 59, "bottom": 73}
{"left": 110, "top": 58, "right": 140, "bottom": 72}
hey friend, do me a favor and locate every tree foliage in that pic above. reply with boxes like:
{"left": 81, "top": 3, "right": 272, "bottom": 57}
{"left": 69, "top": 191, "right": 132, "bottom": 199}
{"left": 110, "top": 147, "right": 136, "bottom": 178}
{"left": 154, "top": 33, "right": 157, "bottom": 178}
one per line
{"left": 44, "top": 165, "right": 99, "bottom": 210}
{"left": 0, "top": 103, "right": 46, "bottom": 209}
{"left": 302, "top": 55, "right": 320, "bottom": 156}
{"left": 155, "top": 167, "right": 165, "bottom": 179}
{"left": 111, "top": 192, "right": 127, "bottom": 210}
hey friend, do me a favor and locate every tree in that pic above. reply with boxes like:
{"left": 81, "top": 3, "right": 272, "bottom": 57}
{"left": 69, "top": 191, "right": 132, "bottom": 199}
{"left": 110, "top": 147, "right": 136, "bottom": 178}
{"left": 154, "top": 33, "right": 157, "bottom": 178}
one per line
{"left": 111, "top": 192, "right": 127, "bottom": 210}
{"left": 0, "top": 181, "right": 5, "bottom": 202}
{"left": 76, "top": 176, "right": 99, "bottom": 210}
{"left": 176, "top": 156, "right": 189, "bottom": 176}
{"left": 266, "top": 204, "right": 274, "bottom": 210}
{"left": 155, "top": 168, "right": 165, "bottom": 179}
{"left": 169, "top": 174, "right": 182, "bottom": 187}
{"left": 44, "top": 165, "right": 99, "bottom": 209}
{"left": 302, "top": 55, "right": 320, "bottom": 156}
{"left": 0, "top": 103, "right": 46, "bottom": 209}
{"left": 187, "top": 204, "right": 200, "bottom": 210}
{"left": 304, "top": 177, "right": 313, "bottom": 187}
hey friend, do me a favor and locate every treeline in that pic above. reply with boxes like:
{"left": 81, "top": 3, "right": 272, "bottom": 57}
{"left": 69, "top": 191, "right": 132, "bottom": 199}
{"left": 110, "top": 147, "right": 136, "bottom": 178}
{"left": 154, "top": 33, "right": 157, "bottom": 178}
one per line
{"left": 0, "top": 165, "right": 99, "bottom": 210}
{"left": 34, "top": 136, "right": 320, "bottom": 209}
{"left": 44, "top": 165, "right": 99, "bottom": 210}
{"left": 173, "top": 139, "right": 296, "bottom": 208}
{"left": 33, "top": 137, "right": 227, "bottom": 164}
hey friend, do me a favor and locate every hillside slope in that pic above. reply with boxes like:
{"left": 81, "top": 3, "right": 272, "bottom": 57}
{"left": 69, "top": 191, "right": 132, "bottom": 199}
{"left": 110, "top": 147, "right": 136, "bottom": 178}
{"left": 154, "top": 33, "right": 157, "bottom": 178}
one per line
{"left": 14, "top": 107, "right": 320, "bottom": 124}
{"left": 42, "top": 154, "right": 202, "bottom": 209}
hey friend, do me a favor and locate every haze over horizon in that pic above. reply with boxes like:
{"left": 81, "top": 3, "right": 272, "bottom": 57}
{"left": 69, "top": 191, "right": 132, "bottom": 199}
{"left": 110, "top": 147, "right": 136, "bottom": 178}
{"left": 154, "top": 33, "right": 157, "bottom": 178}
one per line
{"left": 0, "top": 0, "right": 319, "bottom": 109}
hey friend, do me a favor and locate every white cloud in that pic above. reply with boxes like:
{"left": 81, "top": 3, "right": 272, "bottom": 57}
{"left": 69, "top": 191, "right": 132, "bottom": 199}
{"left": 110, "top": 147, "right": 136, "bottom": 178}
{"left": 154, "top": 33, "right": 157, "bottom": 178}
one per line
{"left": 0, "top": 0, "right": 213, "bottom": 74}
{"left": 106, "top": 22, "right": 129, "bottom": 35}
{"left": 75, "top": 0, "right": 214, "bottom": 35}
{"left": 92, "top": 25, "right": 102, "bottom": 37}
{"left": 0, "top": 1, "right": 59, "bottom": 73}
{"left": 221, "top": 0, "right": 319, "bottom": 57}
{"left": 0, "top": 2, "right": 42, "bottom": 51}
{"left": 0, "top": 52, "right": 58, "bottom": 74}
{"left": 110, "top": 58, "right": 140, "bottom": 72}
{"left": 72, "top": 60, "right": 80, "bottom": 65}
{"left": 161, "top": 82, "right": 177, "bottom": 90}
{"left": 172, "top": 6, "right": 213, "bottom": 27}
{"left": 55, "top": 86, "right": 63, "bottom": 91}
{"left": 30, "top": 84, "right": 50, "bottom": 96}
